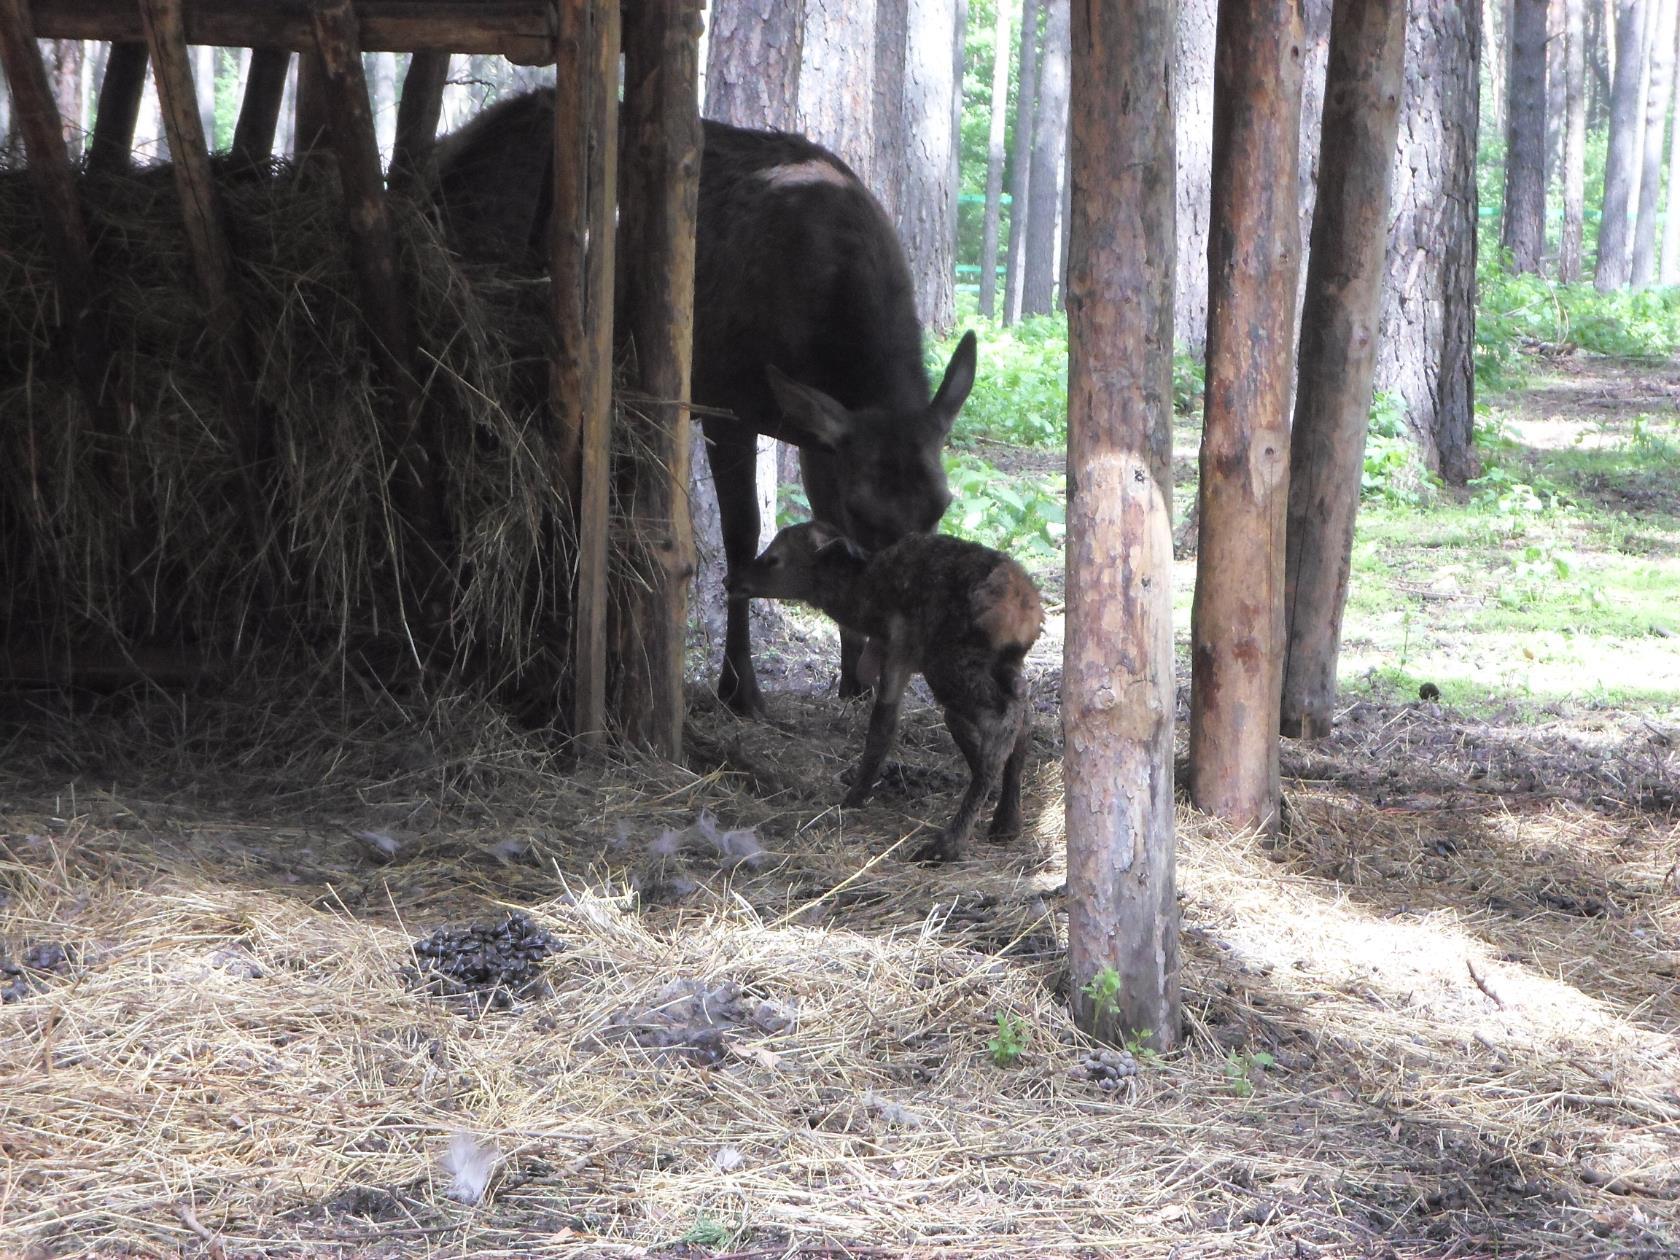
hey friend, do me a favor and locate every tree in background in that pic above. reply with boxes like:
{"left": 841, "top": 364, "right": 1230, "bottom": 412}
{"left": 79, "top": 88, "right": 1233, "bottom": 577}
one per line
{"left": 50, "top": 39, "right": 82, "bottom": 157}
{"left": 799, "top": 0, "right": 877, "bottom": 179}
{"left": 978, "top": 0, "right": 1012, "bottom": 317}
{"left": 1665, "top": 18, "right": 1680, "bottom": 279}
{"left": 707, "top": 0, "right": 804, "bottom": 128}
{"left": 897, "top": 0, "right": 962, "bottom": 330}
{"left": 1503, "top": 0, "right": 1550, "bottom": 271}
{"left": 1377, "top": 0, "right": 1481, "bottom": 485}
{"left": 1003, "top": 0, "right": 1039, "bottom": 321}
{"left": 1562, "top": 0, "right": 1589, "bottom": 280}
{"left": 1631, "top": 0, "right": 1676, "bottom": 285}
{"left": 1175, "top": 0, "right": 1216, "bottom": 356}
{"left": 1020, "top": 0, "right": 1067, "bottom": 317}
{"left": 1596, "top": 0, "right": 1647, "bottom": 289}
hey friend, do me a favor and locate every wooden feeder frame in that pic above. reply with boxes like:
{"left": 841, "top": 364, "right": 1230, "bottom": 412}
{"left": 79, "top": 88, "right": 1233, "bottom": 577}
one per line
{"left": 0, "top": 1, "right": 695, "bottom": 754}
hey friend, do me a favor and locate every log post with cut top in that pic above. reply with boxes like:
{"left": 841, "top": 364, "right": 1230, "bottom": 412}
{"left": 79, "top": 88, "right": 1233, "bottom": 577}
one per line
{"left": 611, "top": 0, "right": 702, "bottom": 757}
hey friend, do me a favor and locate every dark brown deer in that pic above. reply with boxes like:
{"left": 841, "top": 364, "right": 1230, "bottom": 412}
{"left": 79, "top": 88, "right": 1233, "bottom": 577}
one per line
{"left": 428, "top": 93, "right": 977, "bottom": 717}
{"left": 729, "top": 522, "right": 1043, "bottom": 863}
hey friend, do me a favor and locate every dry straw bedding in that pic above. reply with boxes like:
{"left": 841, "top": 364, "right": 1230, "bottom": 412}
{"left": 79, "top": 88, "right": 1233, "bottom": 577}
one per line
{"left": 1, "top": 668, "right": 1677, "bottom": 1258}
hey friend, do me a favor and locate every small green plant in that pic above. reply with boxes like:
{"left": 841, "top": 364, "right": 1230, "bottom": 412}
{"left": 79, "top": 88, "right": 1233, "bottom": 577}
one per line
{"left": 679, "top": 1215, "right": 737, "bottom": 1247}
{"left": 1224, "top": 1050, "right": 1275, "bottom": 1098}
{"left": 1081, "top": 966, "right": 1124, "bottom": 1023}
{"left": 1123, "top": 1029, "right": 1162, "bottom": 1065}
{"left": 988, "top": 1013, "right": 1029, "bottom": 1067}
{"left": 943, "top": 454, "right": 1065, "bottom": 557}
{"left": 1361, "top": 392, "right": 1429, "bottom": 505}
{"left": 1173, "top": 348, "right": 1206, "bottom": 415}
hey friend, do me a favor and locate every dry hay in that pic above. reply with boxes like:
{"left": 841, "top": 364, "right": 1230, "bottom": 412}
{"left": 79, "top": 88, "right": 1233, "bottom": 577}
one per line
{"left": 0, "top": 153, "right": 572, "bottom": 689}
{"left": 1, "top": 661, "right": 1678, "bottom": 1259}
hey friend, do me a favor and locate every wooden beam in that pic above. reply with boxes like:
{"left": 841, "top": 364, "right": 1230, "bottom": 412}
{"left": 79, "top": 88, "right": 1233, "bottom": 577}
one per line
{"left": 611, "top": 0, "right": 701, "bottom": 757}
{"left": 294, "top": 49, "right": 328, "bottom": 156}
{"left": 387, "top": 48, "right": 449, "bottom": 192}
{"left": 0, "top": 0, "right": 120, "bottom": 461}
{"left": 231, "top": 47, "right": 290, "bottom": 166}
{"left": 549, "top": 0, "right": 617, "bottom": 744}
{"left": 309, "top": 0, "right": 450, "bottom": 620}
{"left": 137, "top": 0, "right": 266, "bottom": 493}
{"left": 85, "top": 40, "right": 147, "bottom": 173}
{"left": 30, "top": 0, "right": 556, "bottom": 64}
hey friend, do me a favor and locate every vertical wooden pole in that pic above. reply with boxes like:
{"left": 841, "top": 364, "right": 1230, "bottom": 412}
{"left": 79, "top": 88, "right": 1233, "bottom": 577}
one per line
{"left": 86, "top": 41, "right": 147, "bottom": 173}
{"left": 550, "top": 1, "right": 618, "bottom": 743}
{"left": 612, "top": 0, "right": 701, "bottom": 757}
{"left": 388, "top": 49, "right": 450, "bottom": 192}
{"left": 1188, "top": 0, "right": 1307, "bottom": 834}
{"left": 294, "top": 47, "right": 329, "bottom": 157}
{"left": 309, "top": 0, "right": 449, "bottom": 627}
{"left": 0, "top": 0, "right": 119, "bottom": 463}
{"left": 231, "top": 47, "right": 290, "bottom": 167}
{"left": 1064, "top": 0, "right": 1181, "bottom": 1051}
{"left": 138, "top": 0, "right": 262, "bottom": 480}
{"left": 1280, "top": 0, "right": 1408, "bottom": 740}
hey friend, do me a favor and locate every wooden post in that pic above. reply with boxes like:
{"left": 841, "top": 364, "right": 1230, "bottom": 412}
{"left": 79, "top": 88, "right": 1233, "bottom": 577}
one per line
{"left": 231, "top": 47, "right": 290, "bottom": 166}
{"left": 550, "top": 1, "right": 617, "bottom": 743}
{"left": 294, "top": 48, "right": 329, "bottom": 156}
{"left": 86, "top": 41, "right": 147, "bottom": 173}
{"left": 388, "top": 49, "right": 449, "bottom": 192}
{"left": 1280, "top": 0, "right": 1408, "bottom": 740}
{"left": 309, "top": 0, "right": 449, "bottom": 622}
{"left": 1187, "top": 0, "right": 1306, "bottom": 836}
{"left": 0, "top": 0, "right": 119, "bottom": 462}
{"left": 612, "top": 0, "right": 701, "bottom": 757}
{"left": 1063, "top": 0, "right": 1181, "bottom": 1051}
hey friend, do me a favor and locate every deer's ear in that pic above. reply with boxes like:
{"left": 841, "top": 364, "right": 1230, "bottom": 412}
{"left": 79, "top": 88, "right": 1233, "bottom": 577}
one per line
{"left": 811, "top": 522, "right": 867, "bottom": 561}
{"left": 766, "top": 365, "right": 850, "bottom": 451}
{"left": 928, "top": 330, "right": 977, "bottom": 437}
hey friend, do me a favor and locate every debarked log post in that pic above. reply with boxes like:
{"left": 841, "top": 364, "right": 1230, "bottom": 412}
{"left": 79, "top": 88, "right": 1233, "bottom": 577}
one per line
{"left": 549, "top": 0, "right": 618, "bottom": 744}
{"left": 610, "top": 0, "right": 702, "bottom": 758}
{"left": 86, "top": 41, "right": 148, "bottom": 173}
{"left": 388, "top": 49, "right": 450, "bottom": 194}
{"left": 231, "top": 47, "right": 293, "bottom": 168}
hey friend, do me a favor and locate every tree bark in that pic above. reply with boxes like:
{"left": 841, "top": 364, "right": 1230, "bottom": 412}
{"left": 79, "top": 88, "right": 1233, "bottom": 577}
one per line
{"left": 979, "top": 0, "right": 1012, "bottom": 317}
{"left": 388, "top": 50, "right": 449, "bottom": 190}
{"left": 1004, "top": 0, "right": 1039, "bottom": 322}
{"left": 1175, "top": 0, "right": 1217, "bottom": 356}
{"left": 898, "top": 0, "right": 960, "bottom": 329}
{"left": 873, "top": 0, "right": 907, "bottom": 219}
{"left": 706, "top": 0, "right": 803, "bottom": 129}
{"left": 1280, "top": 0, "right": 1408, "bottom": 742}
{"left": 1376, "top": 0, "right": 1481, "bottom": 486}
{"left": 1562, "top": 0, "right": 1588, "bottom": 279}
{"left": 1188, "top": 0, "right": 1305, "bottom": 835}
{"left": 1503, "top": 0, "right": 1550, "bottom": 271}
{"left": 612, "top": 0, "right": 702, "bottom": 758}
{"left": 1021, "top": 0, "right": 1068, "bottom": 317}
{"left": 1064, "top": 0, "right": 1181, "bottom": 1053}
{"left": 50, "top": 38, "right": 83, "bottom": 157}
{"left": 1664, "top": 13, "right": 1680, "bottom": 280}
{"left": 1631, "top": 0, "right": 1677, "bottom": 285}
{"left": 1596, "top": 0, "right": 1647, "bottom": 288}
{"left": 1487, "top": 0, "right": 1507, "bottom": 135}
{"left": 231, "top": 47, "right": 288, "bottom": 167}
{"left": 799, "top": 0, "right": 876, "bottom": 181}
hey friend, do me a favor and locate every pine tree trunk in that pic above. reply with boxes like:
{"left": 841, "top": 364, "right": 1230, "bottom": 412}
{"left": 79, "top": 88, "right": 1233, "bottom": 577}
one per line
{"left": 705, "top": 0, "right": 804, "bottom": 129}
{"left": 1376, "top": 0, "right": 1482, "bottom": 486}
{"left": 1189, "top": 0, "right": 1306, "bottom": 835}
{"left": 1597, "top": 0, "right": 1648, "bottom": 289}
{"left": 1503, "top": 0, "right": 1550, "bottom": 271}
{"left": 1487, "top": 0, "right": 1508, "bottom": 136}
{"left": 1664, "top": 16, "right": 1680, "bottom": 279}
{"left": 1021, "top": 0, "right": 1068, "bottom": 317}
{"left": 978, "top": 0, "right": 1012, "bottom": 317}
{"left": 799, "top": 0, "right": 877, "bottom": 180}
{"left": 1175, "top": 0, "right": 1217, "bottom": 357}
{"left": 898, "top": 0, "right": 960, "bottom": 330}
{"left": 1064, "top": 0, "right": 1181, "bottom": 1053}
{"left": 873, "top": 0, "right": 908, "bottom": 219}
{"left": 1280, "top": 0, "right": 1408, "bottom": 742}
{"left": 1562, "top": 0, "right": 1588, "bottom": 279}
{"left": 1294, "top": 0, "right": 1334, "bottom": 337}
{"left": 1631, "top": 0, "right": 1677, "bottom": 284}
{"left": 51, "top": 39, "right": 84, "bottom": 157}
{"left": 1004, "top": 0, "right": 1039, "bottom": 323}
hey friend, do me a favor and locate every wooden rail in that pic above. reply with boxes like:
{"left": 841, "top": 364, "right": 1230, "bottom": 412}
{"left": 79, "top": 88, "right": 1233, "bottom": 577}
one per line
{"left": 28, "top": 0, "right": 555, "bottom": 62}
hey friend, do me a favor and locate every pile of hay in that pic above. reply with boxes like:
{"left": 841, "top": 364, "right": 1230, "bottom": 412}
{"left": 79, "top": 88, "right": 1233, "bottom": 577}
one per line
{"left": 0, "top": 155, "right": 571, "bottom": 690}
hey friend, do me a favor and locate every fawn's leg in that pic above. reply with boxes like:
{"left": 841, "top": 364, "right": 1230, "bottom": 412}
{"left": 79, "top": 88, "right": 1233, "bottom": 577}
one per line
{"left": 843, "top": 647, "right": 911, "bottom": 808}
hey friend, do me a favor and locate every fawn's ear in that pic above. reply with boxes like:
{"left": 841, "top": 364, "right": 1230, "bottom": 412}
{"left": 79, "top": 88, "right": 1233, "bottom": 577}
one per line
{"left": 810, "top": 521, "right": 867, "bottom": 561}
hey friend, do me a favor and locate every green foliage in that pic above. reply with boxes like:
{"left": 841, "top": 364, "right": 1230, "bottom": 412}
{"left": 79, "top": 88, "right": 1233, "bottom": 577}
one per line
{"left": 988, "top": 1012, "right": 1029, "bottom": 1067}
{"left": 1223, "top": 1050, "right": 1275, "bottom": 1098}
{"left": 1477, "top": 268, "right": 1680, "bottom": 393}
{"left": 679, "top": 1215, "right": 741, "bottom": 1248}
{"left": 1362, "top": 391, "right": 1432, "bottom": 506}
{"left": 1080, "top": 966, "right": 1124, "bottom": 1023}
{"left": 1124, "top": 1029, "right": 1162, "bottom": 1065}
{"left": 943, "top": 453, "right": 1064, "bottom": 557}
